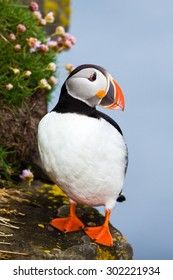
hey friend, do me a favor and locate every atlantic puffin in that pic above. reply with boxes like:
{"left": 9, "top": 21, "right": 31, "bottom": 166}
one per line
{"left": 38, "top": 64, "right": 128, "bottom": 246}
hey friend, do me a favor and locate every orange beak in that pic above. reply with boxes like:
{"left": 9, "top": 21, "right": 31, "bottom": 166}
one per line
{"left": 100, "top": 78, "right": 125, "bottom": 111}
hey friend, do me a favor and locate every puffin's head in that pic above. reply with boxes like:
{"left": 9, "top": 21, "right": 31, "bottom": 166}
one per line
{"left": 64, "top": 64, "right": 125, "bottom": 110}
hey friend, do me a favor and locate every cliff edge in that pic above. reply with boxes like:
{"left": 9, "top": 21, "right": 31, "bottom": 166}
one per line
{"left": 0, "top": 182, "right": 133, "bottom": 260}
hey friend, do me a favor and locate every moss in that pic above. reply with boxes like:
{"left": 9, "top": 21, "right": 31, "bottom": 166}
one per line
{"left": 45, "top": 184, "right": 68, "bottom": 204}
{"left": 44, "top": 250, "right": 51, "bottom": 253}
{"left": 38, "top": 223, "right": 45, "bottom": 228}
{"left": 96, "top": 246, "right": 116, "bottom": 260}
{"left": 45, "top": 184, "right": 66, "bottom": 196}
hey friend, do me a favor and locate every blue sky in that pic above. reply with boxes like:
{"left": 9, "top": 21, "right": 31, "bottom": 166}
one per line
{"left": 49, "top": 0, "right": 173, "bottom": 260}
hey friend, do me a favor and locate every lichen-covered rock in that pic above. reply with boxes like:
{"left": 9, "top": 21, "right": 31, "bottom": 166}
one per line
{"left": 0, "top": 182, "right": 133, "bottom": 260}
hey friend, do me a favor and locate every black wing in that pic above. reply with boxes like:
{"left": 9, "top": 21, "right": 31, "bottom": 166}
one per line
{"left": 96, "top": 110, "right": 123, "bottom": 135}
{"left": 96, "top": 110, "right": 128, "bottom": 203}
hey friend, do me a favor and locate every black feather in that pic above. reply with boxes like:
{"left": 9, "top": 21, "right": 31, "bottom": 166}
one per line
{"left": 117, "top": 192, "right": 126, "bottom": 202}
{"left": 52, "top": 84, "right": 123, "bottom": 135}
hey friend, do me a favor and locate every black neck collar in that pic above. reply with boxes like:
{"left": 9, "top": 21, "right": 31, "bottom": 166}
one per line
{"left": 52, "top": 83, "right": 99, "bottom": 118}
{"left": 51, "top": 83, "right": 123, "bottom": 135}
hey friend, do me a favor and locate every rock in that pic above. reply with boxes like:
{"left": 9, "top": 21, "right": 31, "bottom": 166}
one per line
{"left": 0, "top": 90, "right": 47, "bottom": 170}
{"left": 0, "top": 182, "right": 133, "bottom": 260}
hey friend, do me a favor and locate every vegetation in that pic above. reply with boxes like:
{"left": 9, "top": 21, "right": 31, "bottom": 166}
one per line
{"left": 0, "top": 0, "right": 75, "bottom": 182}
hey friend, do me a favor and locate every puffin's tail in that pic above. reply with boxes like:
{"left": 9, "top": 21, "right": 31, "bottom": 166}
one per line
{"left": 117, "top": 191, "right": 126, "bottom": 202}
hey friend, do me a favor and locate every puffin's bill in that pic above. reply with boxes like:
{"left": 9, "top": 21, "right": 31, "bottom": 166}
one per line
{"left": 100, "top": 79, "right": 125, "bottom": 111}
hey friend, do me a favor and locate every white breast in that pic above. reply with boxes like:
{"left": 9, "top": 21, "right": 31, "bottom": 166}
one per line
{"left": 38, "top": 112, "right": 127, "bottom": 210}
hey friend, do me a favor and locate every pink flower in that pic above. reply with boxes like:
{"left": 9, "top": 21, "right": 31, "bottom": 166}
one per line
{"left": 65, "top": 64, "right": 74, "bottom": 74}
{"left": 49, "top": 76, "right": 57, "bottom": 85}
{"left": 33, "top": 11, "right": 42, "bottom": 20}
{"left": 27, "top": 37, "right": 41, "bottom": 52}
{"left": 39, "top": 18, "right": 46, "bottom": 25}
{"left": 64, "top": 33, "right": 76, "bottom": 44}
{"left": 6, "top": 83, "right": 13, "bottom": 91}
{"left": 17, "top": 24, "right": 26, "bottom": 33}
{"left": 24, "top": 70, "right": 32, "bottom": 77}
{"left": 38, "top": 78, "right": 51, "bottom": 90}
{"left": 8, "top": 33, "right": 16, "bottom": 41}
{"left": 29, "top": 1, "right": 39, "bottom": 11}
{"left": 57, "top": 37, "right": 64, "bottom": 46}
{"left": 39, "top": 44, "right": 49, "bottom": 52}
{"left": 69, "top": 35, "right": 76, "bottom": 45}
{"left": 55, "top": 26, "right": 65, "bottom": 36}
{"left": 27, "top": 37, "right": 38, "bottom": 47}
{"left": 46, "top": 62, "right": 56, "bottom": 71}
{"left": 19, "top": 169, "right": 34, "bottom": 186}
{"left": 56, "top": 37, "right": 72, "bottom": 50}
{"left": 56, "top": 31, "right": 76, "bottom": 51}
{"left": 45, "top": 12, "right": 55, "bottom": 23}
{"left": 14, "top": 44, "right": 21, "bottom": 51}
{"left": 64, "top": 39, "right": 73, "bottom": 49}
{"left": 47, "top": 40, "right": 57, "bottom": 48}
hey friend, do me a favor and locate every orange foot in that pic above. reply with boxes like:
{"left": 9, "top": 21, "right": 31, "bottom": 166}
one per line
{"left": 50, "top": 216, "right": 84, "bottom": 232}
{"left": 84, "top": 209, "right": 113, "bottom": 246}
{"left": 50, "top": 202, "right": 84, "bottom": 232}
{"left": 85, "top": 225, "right": 113, "bottom": 246}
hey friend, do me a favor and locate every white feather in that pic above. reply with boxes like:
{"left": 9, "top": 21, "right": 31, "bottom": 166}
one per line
{"left": 38, "top": 112, "right": 127, "bottom": 210}
{"left": 66, "top": 68, "right": 107, "bottom": 107}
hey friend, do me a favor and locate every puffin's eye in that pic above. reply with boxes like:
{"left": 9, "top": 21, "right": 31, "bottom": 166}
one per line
{"left": 88, "top": 72, "right": 97, "bottom": 82}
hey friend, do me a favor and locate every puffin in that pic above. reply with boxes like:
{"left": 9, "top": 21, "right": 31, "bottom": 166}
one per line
{"left": 38, "top": 64, "right": 128, "bottom": 246}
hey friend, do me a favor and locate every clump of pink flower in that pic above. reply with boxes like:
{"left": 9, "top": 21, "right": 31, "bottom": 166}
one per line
{"left": 29, "top": 1, "right": 39, "bottom": 11}
{"left": 47, "top": 39, "right": 57, "bottom": 49}
{"left": 31, "top": 7, "right": 55, "bottom": 25}
{"left": 26, "top": 37, "right": 41, "bottom": 53}
{"left": 8, "top": 33, "right": 16, "bottom": 41}
{"left": 17, "top": 24, "right": 26, "bottom": 33}
{"left": 6, "top": 83, "right": 13, "bottom": 91}
{"left": 38, "top": 78, "right": 51, "bottom": 90}
{"left": 46, "top": 62, "right": 56, "bottom": 71}
{"left": 33, "top": 10, "right": 42, "bottom": 20}
{"left": 24, "top": 70, "right": 32, "bottom": 77}
{"left": 14, "top": 44, "right": 21, "bottom": 52}
{"left": 49, "top": 76, "right": 57, "bottom": 85}
{"left": 19, "top": 169, "right": 34, "bottom": 186}
{"left": 39, "top": 44, "right": 49, "bottom": 52}
{"left": 65, "top": 64, "right": 74, "bottom": 74}
{"left": 44, "top": 12, "right": 55, "bottom": 23}
{"left": 55, "top": 27, "right": 76, "bottom": 52}
{"left": 1, "top": 1, "right": 76, "bottom": 105}
{"left": 27, "top": 2, "right": 76, "bottom": 52}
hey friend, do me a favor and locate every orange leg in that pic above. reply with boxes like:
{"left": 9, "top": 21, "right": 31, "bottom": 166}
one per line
{"left": 84, "top": 209, "right": 113, "bottom": 246}
{"left": 50, "top": 203, "right": 84, "bottom": 232}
